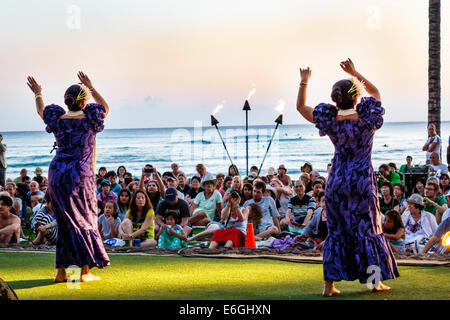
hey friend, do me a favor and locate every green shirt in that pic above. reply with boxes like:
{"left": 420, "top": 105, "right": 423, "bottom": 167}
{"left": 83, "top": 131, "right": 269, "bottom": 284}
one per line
{"left": 399, "top": 164, "right": 412, "bottom": 174}
{"left": 424, "top": 195, "right": 448, "bottom": 215}
{"left": 378, "top": 171, "right": 402, "bottom": 188}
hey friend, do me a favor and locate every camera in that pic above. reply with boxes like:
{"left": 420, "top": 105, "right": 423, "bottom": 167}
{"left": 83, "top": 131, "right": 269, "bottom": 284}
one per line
{"left": 144, "top": 168, "right": 153, "bottom": 173}
{"left": 231, "top": 190, "right": 240, "bottom": 198}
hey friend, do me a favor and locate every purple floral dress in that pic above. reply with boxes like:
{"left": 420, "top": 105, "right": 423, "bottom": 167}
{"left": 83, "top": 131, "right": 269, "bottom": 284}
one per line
{"left": 43, "top": 104, "right": 110, "bottom": 269}
{"left": 313, "top": 97, "right": 399, "bottom": 283}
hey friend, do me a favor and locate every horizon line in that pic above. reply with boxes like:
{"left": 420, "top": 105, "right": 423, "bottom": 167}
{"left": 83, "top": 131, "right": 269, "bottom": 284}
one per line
{"left": 1, "top": 120, "right": 449, "bottom": 134}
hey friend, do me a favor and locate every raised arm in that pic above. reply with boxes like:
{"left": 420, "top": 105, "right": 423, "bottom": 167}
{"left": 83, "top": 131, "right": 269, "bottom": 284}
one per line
{"left": 27, "top": 76, "right": 44, "bottom": 120}
{"left": 340, "top": 58, "right": 381, "bottom": 102}
{"left": 296, "top": 67, "right": 315, "bottom": 124}
{"left": 77, "top": 71, "right": 109, "bottom": 117}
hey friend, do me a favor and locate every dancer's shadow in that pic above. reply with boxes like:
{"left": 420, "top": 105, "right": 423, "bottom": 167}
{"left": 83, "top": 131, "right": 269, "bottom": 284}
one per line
{"left": 8, "top": 279, "right": 55, "bottom": 290}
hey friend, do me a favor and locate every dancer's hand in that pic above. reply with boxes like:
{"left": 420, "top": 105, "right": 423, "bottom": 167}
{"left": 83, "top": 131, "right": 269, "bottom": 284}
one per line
{"left": 77, "top": 71, "right": 94, "bottom": 89}
{"left": 27, "top": 76, "right": 42, "bottom": 94}
{"left": 340, "top": 58, "right": 357, "bottom": 76}
{"left": 299, "top": 67, "right": 312, "bottom": 83}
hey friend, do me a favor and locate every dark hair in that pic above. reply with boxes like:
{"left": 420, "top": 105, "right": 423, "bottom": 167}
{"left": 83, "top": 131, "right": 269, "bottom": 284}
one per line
{"left": 106, "top": 170, "right": 117, "bottom": 179}
{"left": 406, "top": 155, "right": 413, "bottom": 160}
{"left": 253, "top": 181, "right": 266, "bottom": 193}
{"left": 248, "top": 203, "right": 263, "bottom": 226}
{"left": 128, "top": 190, "right": 153, "bottom": 223}
{"left": 259, "top": 176, "right": 269, "bottom": 184}
{"left": 331, "top": 79, "right": 355, "bottom": 110}
{"left": 64, "top": 84, "right": 86, "bottom": 111}
{"left": 383, "top": 209, "right": 404, "bottom": 234}
{"left": 190, "top": 176, "right": 201, "bottom": 184}
{"left": 312, "top": 180, "right": 324, "bottom": 188}
{"left": 224, "top": 176, "right": 233, "bottom": 186}
{"left": 393, "top": 183, "right": 406, "bottom": 194}
{"left": 379, "top": 164, "right": 389, "bottom": 171}
{"left": 116, "top": 166, "right": 127, "bottom": 176}
{"left": 318, "top": 192, "right": 325, "bottom": 202}
{"left": 165, "top": 211, "right": 181, "bottom": 225}
{"left": 33, "top": 175, "right": 44, "bottom": 185}
{"left": 228, "top": 164, "right": 239, "bottom": 176}
{"left": 388, "top": 163, "right": 397, "bottom": 170}
{"left": 250, "top": 166, "right": 258, "bottom": 171}
{"left": 380, "top": 181, "right": 394, "bottom": 196}
{"left": 117, "top": 188, "right": 131, "bottom": 213}
{"left": 0, "top": 195, "right": 13, "bottom": 207}
{"left": 104, "top": 200, "right": 118, "bottom": 219}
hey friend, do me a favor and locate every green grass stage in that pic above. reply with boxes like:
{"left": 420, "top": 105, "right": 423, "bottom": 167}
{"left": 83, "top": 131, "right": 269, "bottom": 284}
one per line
{"left": 0, "top": 252, "right": 449, "bottom": 300}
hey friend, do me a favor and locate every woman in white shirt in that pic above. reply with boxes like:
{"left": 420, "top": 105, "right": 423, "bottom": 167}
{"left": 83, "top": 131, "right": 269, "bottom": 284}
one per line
{"left": 401, "top": 194, "right": 438, "bottom": 252}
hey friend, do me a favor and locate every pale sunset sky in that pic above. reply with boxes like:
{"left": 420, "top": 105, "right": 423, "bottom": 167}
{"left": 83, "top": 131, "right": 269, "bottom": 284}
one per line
{"left": 0, "top": 0, "right": 449, "bottom": 131}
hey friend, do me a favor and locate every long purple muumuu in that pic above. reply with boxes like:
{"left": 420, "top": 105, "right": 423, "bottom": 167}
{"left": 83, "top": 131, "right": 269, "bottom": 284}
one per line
{"left": 43, "top": 104, "right": 110, "bottom": 269}
{"left": 313, "top": 97, "right": 399, "bottom": 283}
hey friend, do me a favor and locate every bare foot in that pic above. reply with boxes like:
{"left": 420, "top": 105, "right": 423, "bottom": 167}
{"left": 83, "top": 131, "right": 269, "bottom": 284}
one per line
{"left": 371, "top": 282, "right": 391, "bottom": 292}
{"left": 80, "top": 273, "right": 102, "bottom": 282}
{"left": 54, "top": 269, "right": 68, "bottom": 283}
{"left": 322, "top": 281, "right": 341, "bottom": 297}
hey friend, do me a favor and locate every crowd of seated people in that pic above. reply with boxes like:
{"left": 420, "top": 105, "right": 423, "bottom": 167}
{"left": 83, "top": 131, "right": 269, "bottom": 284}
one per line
{"left": 0, "top": 158, "right": 448, "bottom": 256}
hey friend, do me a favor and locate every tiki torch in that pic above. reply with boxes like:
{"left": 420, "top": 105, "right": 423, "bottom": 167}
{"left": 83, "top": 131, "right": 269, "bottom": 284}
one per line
{"left": 211, "top": 105, "right": 236, "bottom": 168}
{"left": 243, "top": 87, "right": 256, "bottom": 176}
{"left": 257, "top": 99, "right": 284, "bottom": 176}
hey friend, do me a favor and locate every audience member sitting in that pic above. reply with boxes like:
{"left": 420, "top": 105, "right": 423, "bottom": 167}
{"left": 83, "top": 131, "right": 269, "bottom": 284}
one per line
{"left": 299, "top": 172, "right": 312, "bottom": 194}
{"left": 40, "top": 178, "right": 48, "bottom": 193}
{"left": 307, "top": 180, "right": 324, "bottom": 208}
{"left": 155, "top": 187, "right": 191, "bottom": 236}
{"left": 414, "top": 177, "right": 426, "bottom": 197}
{"left": 166, "top": 175, "right": 185, "bottom": 200}
{"left": 156, "top": 211, "right": 188, "bottom": 248}
{"left": 301, "top": 162, "right": 313, "bottom": 174}
{"left": 122, "top": 172, "right": 133, "bottom": 189}
{"left": 189, "top": 177, "right": 223, "bottom": 226}
{"left": 269, "top": 178, "right": 293, "bottom": 219}
{"left": 119, "top": 190, "right": 156, "bottom": 247}
{"left": 117, "top": 188, "right": 131, "bottom": 221}
{"left": 97, "top": 180, "right": 118, "bottom": 209}
{"left": 242, "top": 181, "right": 280, "bottom": 240}
{"left": 98, "top": 201, "right": 121, "bottom": 240}
{"left": 27, "top": 181, "right": 45, "bottom": 204}
{"left": 402, "top": 194, "right": 438, "bottom": 253}
{"left": 379, "top": 182, "right": 399, "bottom": 214}
{"left": 277, "top": 164, "right": 292, "bottom": 187}
{"left": 222, "top": 176, "right": 243, "bottom": 207}
{"left": 194, "top": 163, "right": 214, "bottom": 182}
{"left": 171, "top": 162, "right": 183, "bottom": 178}
{"left": 14, "top": 169, "right": 28, "bottom": 184}
{"left": 241, "top": 183, "right": 253, "bottom": 205}
{"left": 247, "top": 202, "right": 263, "bottom": 232}
{"left": 228, "top": 164, "right": 239, "bottom": 177}
{"left": 423, "top": 180, "right": 448, "bottom": 225}
{"left": 382, "top": 209, "right": 405, "bottom": 254}
{"left": 0, "top": 194, "right": 21, "bottom": 244}
{"left": 177, "top": 173, "right": 190, "bottom": 196}
{"left": 116, "top": 165, "right": 127, "bottom": 186}
{"left": 393, "top": 183, "right": 407, "bottom": 214}
{"left": 427, "top": 152, "right": 448, "bottom": 175}
{"left": 30, "top": 195, "right": 57, "bottom": 246}
{"left": 266, "top": 167, "right": 276, "bottom": 182}
{"left": 377, "top": 164, "right": 402, "bottom": 189}
{"left": 32, "top": 167, "right": 46, "bottom": 183}
{"left": 209, "top": 192, "right": 249, "bottom": 249}
{"left": 440, "top": 173, "right": 449, "bottom": 195}
{"left": 185, "top": 176, "right": 204, "bottom": 208}
{"left": 281, "top": 180, "right": 315, "bottom": 231}
{"left": 5, "top": 182, "right": 22, "bottom": 216}
{"left": 215, "top": 173, "right": 225, "bottom": 193}
{"left": 96, "top": 166, "right": 107, "bottom": 181}
{"left": 250, "top": 166, "right": 259, "bottom": 175}
{"left": 301, "top": 192, "right": 328, "bottom": 241}
{"left": 105, "top": 170, "right": 122, "bottom": 195}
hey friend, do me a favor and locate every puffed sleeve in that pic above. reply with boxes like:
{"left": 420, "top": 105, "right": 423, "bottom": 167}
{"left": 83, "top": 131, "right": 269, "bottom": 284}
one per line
{"left": 312, "top": 103, "right": 337, "bottom": 136}
{"left": 43, "top": 104, "right": 65, "bottom": 133}
{"left": 83, "top": 103, "right": 106, "bottom": 133}
{"left": 356, "top": 97, "right": 385, "bottom": 131}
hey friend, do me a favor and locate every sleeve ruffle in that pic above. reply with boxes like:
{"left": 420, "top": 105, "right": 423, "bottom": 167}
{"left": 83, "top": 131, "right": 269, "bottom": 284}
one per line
{"left": 313, "top": 103, "right": 337, "bottom": 136}
{"left": 83, "top": 103, "right": 106, "bottom": 133}
{"left": 43, "top": 104, "right": 65, "bottom": 133}
{"left": 356, "top": 97, "right": 385, "bottom": 130}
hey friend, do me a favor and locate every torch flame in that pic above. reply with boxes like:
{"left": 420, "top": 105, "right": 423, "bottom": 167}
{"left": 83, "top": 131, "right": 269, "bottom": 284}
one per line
{"left": 212, "top": 104, "right": 223, "bottom": 116}
{"left": 442, "top": 231, "right": 450, "bottom": 248}
{"left": 247, "top": 88, "right": 257, "bottom": 101}
{"left": 275, "top": 99, "right": 285, "bottom": 114}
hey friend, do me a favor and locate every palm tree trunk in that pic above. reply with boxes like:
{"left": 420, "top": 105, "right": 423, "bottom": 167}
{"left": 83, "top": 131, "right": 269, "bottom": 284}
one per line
{"left": 428, "top": 0, "right": 441, "bottom": 157}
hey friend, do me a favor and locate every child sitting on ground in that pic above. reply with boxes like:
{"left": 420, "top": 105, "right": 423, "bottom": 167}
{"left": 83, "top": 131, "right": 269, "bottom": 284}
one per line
{"left": 382, "top": 209, "right": 405, "bottom": 254}
{"left": 156, "top": 211, "right": 188, "bottom": 248}
{"left": 98, "top": 201, "right": 121, "bottom": 240}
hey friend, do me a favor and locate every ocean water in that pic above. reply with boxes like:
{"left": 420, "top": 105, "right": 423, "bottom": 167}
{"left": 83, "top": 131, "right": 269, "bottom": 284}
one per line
{"left": 1, "top": 121, "right": 449, "bottom": 180}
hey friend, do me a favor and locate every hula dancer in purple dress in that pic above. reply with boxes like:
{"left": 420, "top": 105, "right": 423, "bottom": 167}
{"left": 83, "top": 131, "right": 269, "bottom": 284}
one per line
{"left": 27, "top": 72, "right": 110, "bottom": 282}
{"left": 296, "top": 59, "right": 399, "bottom": 296}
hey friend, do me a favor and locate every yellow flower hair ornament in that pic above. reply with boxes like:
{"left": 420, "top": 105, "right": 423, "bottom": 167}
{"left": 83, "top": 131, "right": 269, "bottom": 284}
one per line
{"left": 76, "top": 84, "right": 92, "bottom": 102}
{"left": 348, "top": 77, "right": 366, "bottom": 98}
